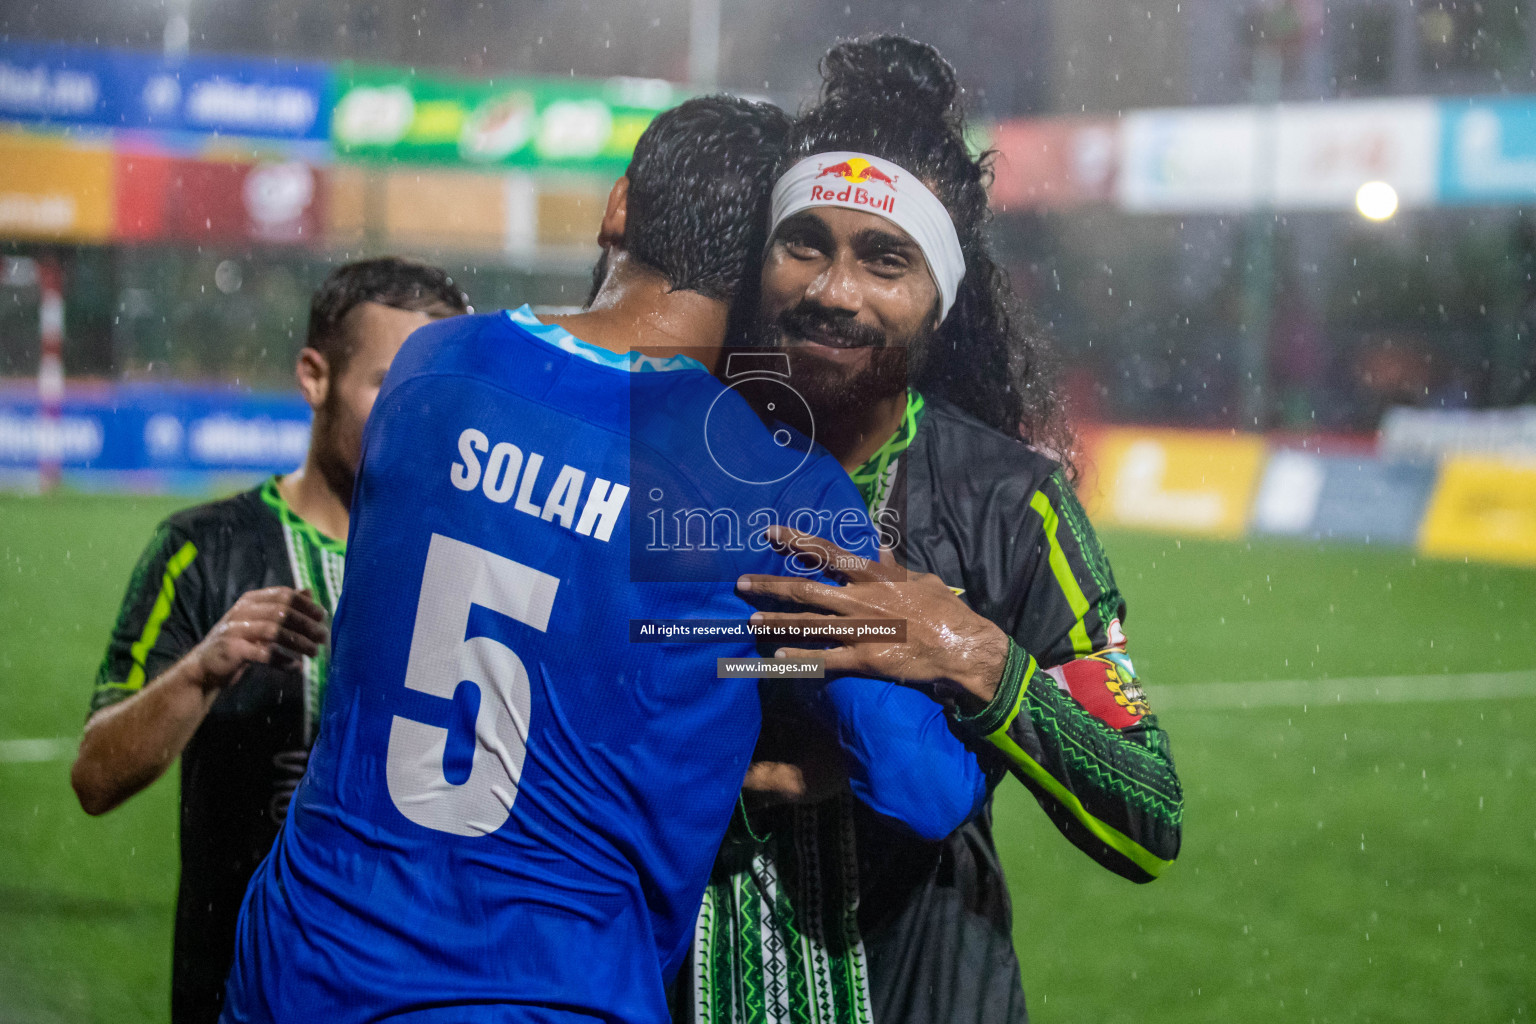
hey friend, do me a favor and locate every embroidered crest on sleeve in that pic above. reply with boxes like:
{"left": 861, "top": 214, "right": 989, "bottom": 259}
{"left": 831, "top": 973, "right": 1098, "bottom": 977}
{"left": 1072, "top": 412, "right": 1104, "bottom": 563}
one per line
{"left": 1045, "top": 648, "right": 1150, "bottom": 729}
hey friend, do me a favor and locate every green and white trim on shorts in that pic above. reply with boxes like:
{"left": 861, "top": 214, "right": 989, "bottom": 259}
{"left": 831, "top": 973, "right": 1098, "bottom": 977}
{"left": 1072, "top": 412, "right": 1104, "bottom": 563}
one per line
{"left": 691, "top": 391, "right": 925, "bottom": 1024}
{"left": 692, "top": 792, "right": 874, "bottom": 1024}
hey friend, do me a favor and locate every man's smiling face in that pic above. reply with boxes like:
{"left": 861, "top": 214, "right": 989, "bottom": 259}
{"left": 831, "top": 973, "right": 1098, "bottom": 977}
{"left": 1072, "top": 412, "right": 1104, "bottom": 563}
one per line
{"left": 755, "top": 205, "right": 941, "bottom": 413}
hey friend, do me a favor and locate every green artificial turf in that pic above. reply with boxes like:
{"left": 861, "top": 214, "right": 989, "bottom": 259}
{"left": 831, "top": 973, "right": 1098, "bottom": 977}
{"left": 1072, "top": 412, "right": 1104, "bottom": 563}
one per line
{"left": 1, "top": 494, "right": 1532, "bottom": 1022}
{"left": 999, "top": 530, "right": 1536, "bottom": 1024}
{"left": 1, "top": 493, "right": 188, "bottom": 1024}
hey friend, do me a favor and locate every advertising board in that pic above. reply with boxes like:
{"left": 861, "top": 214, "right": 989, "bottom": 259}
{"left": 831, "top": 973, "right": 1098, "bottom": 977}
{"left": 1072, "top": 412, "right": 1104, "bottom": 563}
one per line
{"left": 0, "top": 41, "right": 330, "bottom": 141}
{"left": 0, "top": 384, "right": 311, "bottom": 488}
{"left": 331, "top": 66, "right": 675, "bottom": 175}
{"left": 1082, "top": 428, "right": 1267, "bottom": 539}
{"left": 0, "top": 131, "right": 114, "bottom": 241}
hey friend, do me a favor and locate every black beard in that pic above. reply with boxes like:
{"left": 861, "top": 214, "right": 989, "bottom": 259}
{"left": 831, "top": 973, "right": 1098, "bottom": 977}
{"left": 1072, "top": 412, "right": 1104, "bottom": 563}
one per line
{"left": 311, "top": 398, "right": 357, "bottom": 511}
{"left": 749, "top": 302, "right": 923, "bottom": 423}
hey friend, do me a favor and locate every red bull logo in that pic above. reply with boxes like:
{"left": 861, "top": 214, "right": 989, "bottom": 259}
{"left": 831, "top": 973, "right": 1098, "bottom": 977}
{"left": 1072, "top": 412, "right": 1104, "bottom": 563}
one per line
{"left": 815, "top": 160, "right": 857, "bottom": 180}
{"left": 815, "top": 157, "right": 898, "bottom": 188}
{"left": 810, "top": 157, "right": 898, "bottom": 213}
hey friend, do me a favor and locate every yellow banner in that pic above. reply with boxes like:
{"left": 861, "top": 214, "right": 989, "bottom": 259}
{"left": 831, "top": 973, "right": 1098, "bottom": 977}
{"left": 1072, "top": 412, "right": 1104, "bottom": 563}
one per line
{"left": 382, "top": 168, "right": 508, "bottom": 252}
{"left": 1082, "top": 428, "right": 1268, "bottom": 539}
{"left": 0, "top": 131, "right": 114, "bottom": 242}
{"left": 325, "top": 164, "right": 372, "bottom": 247}
{"left": 536, "top": 185, "right": 606, "bottom": 248}
{"left": 1418, "top": 456, "right": 1536, "bottom": 567}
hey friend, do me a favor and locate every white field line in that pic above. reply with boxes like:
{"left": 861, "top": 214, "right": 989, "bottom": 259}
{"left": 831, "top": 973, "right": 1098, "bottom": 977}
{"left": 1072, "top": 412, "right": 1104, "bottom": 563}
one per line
{"left": 1156, "top": 669, "right": 1536, "bottom": 712}
{"left": 2, "top": 670, "right": 1534, "bottom": 758}
{"left": 0, "top": 737, "right": 76, "bottom": 764}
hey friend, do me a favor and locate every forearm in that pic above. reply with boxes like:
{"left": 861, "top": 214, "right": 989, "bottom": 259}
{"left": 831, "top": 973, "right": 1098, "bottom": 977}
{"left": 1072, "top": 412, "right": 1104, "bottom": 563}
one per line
{"left": 959, "top": 642, "right": 1183, "bottom": 882}
{"left": 72, "top": 657, "right": 217, "bottom": 815}
{"left": 944, "top": 619, "right": 1009, "bottom": 707}
{"left": 817, "top": 676, "right": 989, "bottom": 841}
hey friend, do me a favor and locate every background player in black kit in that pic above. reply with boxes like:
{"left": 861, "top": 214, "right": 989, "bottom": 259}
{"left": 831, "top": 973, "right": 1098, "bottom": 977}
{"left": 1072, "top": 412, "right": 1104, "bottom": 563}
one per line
{"left": 69, "top": 257, "right": 469, "bottom": 1024}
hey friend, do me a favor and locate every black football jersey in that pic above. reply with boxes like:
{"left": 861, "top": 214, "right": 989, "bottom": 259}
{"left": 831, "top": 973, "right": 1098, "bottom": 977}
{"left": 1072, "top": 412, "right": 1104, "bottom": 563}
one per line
{"left": 91, "top": 478, "right": 343, "bottom": 1024}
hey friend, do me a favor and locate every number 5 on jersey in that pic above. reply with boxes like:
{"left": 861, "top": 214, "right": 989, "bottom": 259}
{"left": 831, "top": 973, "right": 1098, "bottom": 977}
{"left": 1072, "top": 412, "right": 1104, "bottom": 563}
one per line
{"left": 386, "top": 533, "right": 561, "bottom": 836}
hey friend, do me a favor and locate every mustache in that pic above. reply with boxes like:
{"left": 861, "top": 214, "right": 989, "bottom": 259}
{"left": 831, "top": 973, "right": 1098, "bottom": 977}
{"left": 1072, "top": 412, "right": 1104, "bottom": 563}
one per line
{"left": 776, "top": 303, "right": 886, "bottom": 350}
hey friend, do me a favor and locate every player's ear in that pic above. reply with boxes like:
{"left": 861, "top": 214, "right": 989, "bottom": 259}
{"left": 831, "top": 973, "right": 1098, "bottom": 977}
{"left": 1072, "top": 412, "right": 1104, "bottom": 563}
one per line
{"left": 597, "top": 176, "right": 629, "bottom": 250}
{"left": 295, "top": 347, "right": 330, "bottom": 411}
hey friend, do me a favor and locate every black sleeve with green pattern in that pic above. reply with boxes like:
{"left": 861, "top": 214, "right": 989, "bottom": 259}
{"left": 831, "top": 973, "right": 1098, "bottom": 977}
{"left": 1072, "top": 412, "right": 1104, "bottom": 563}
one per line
{"left": 964, "top": 469, "right": 1183, "bottom": 883}
{"left": 960, "top": 642, "right": 1182, "bottom": 882}
{"left": 1003, "top": 470, "right": 1126, "bottom": 664}
{"left": 90, "top": 522, "right": 205, "bottom": 715}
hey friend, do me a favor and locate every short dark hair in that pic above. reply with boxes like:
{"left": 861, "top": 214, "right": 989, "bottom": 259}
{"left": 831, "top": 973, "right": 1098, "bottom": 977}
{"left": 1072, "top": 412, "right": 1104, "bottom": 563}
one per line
{"left": 623, "top": 95, "right": 791, "bottom": 305}
{"left": 306, "top": 257, "right": 471, "bottom": 372}
{"left": 788, "top": 36, "right": 1074, "bottom": 473}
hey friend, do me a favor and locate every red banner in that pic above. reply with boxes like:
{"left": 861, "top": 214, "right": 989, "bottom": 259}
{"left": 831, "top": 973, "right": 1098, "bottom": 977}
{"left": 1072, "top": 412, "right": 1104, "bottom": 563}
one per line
{"left": 115, "top": 152, "right": 323, "bottom": 246}
{"left": 989, "top": 117, "right": 1117, "bottom": 211}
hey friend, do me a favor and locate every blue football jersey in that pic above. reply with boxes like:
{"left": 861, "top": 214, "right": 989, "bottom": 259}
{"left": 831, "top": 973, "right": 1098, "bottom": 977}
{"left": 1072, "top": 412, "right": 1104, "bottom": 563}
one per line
{"left": 222, "top": 308, "right": 986, "bottom": 1023}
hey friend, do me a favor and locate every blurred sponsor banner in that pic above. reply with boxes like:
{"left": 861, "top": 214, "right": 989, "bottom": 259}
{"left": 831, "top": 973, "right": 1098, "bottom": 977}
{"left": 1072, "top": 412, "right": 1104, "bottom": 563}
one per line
{"left": 0, "top": 131, "right": 114, "bottom": 241}
{"left": 0, "top": 41, "right": 330, "bottom": 140}
{"left": 1118, "top": 106, "right": 1261, "bottom": 212}
{"left": 533, "top": 181, "right": 608, "bottom": 248}
{"left": 1381, "top": 406, "right": 1536, "bottom": 461}
{"left": 1418, "top": 455, "right": 1536, "bottom": 567}
{"left": 1000, "top": 93, "right": 1536, "bottom": 214}
{"left": 0, "top": 42, "right": 116, "bottom": 127}
{"left": 989, "top": 117, "right": 1117, "bottom": 210}
{"left": 1118, "top": 100, "right": 1439, "bottom": 213}
{"left": 381, "top": 168, "right": 510, "bottom": 252}
{"left": 115, "top": 152, "right": 323, "bottom": 245}
{"left": 1081, "top": 428, "right": 1267, "bottom": 538}
{"left": 324, "top": 164, "right": 371, "bottom": 247}
{"left": 0, "top": 384, "right": 309, "bottom": 484}
{"left": 1252, "top": 450, "right": 1437, "bottom": 544}
{"left": 1272, "top": 99, "right": 1438, "bottom": 210}
{"left": 331, "top": 66, "right": 675, "bottom": 173}
{"left": 1438, "top": 98, "right": 1536, "bottom": 204}
{"left": 1079, "top": 427, "right": 1533, "bottom": 568}
{"left": 324, "top": 166, "right": 606, "bottom": 255}
{"left": 116, "top": 53, "right": 330, "bottom": 141}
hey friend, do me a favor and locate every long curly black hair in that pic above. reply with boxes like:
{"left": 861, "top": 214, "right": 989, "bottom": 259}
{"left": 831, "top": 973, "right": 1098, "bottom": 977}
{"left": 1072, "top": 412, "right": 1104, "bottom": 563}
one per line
{"left": 784, "top": 35, "right": 1074, "bottom": 471}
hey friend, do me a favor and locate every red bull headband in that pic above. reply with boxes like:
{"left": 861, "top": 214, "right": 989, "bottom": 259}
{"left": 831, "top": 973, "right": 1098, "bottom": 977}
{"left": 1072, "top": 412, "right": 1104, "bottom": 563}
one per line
{"left": 768, "top": 150, "right": 966, "bottom": 320}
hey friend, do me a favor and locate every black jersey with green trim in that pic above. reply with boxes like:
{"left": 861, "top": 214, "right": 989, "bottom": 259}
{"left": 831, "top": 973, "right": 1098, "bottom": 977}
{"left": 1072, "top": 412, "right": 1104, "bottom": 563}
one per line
{"left": 90, "top": 478, "right": 343, "bottom": 1024}
{"left": 856, "top": 398, "right": 1183, "bottom": 1023}
{"left": 681, "top": 394, "right": 1182, "bottom": 1024}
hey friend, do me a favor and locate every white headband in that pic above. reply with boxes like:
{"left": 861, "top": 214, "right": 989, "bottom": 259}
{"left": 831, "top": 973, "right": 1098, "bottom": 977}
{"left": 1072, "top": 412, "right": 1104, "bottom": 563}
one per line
{"left": 767, "top": 151, "right": 966, "bottom": 321}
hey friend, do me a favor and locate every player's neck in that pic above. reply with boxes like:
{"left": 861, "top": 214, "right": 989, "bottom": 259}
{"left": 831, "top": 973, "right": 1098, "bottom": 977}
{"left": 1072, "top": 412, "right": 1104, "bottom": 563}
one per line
{"left": 822, "top": 390, "right": 910, "bottom": 473}
{"left": 276, "top": 459, "right": 349, "bottom": 543}
{"left": 545, "top": 252, "right": 728, "bottom": 368}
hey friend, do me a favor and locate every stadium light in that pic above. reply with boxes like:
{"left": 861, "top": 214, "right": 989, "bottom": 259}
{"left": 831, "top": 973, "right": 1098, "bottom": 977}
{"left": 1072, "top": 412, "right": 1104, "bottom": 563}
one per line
{"left": 1355, "top": 180, "right": 1398, "bottom": 221}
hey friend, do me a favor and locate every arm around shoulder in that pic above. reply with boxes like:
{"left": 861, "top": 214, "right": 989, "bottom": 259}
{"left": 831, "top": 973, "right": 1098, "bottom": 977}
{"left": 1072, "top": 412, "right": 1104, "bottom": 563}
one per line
{"left": 813, "top": 676, "right": 991, "bottom": 842}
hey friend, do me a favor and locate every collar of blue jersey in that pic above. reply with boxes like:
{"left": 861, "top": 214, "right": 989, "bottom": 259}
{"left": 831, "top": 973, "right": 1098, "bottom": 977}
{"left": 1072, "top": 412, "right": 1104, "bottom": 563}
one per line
{"left": 505, "top": 305, "right": 708, "bottom": 374}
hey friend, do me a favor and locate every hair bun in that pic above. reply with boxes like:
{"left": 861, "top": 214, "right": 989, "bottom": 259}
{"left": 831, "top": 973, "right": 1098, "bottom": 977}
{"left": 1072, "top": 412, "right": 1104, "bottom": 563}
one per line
{"left": 819, "top": 35, "right": 960, "bottom": 123}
